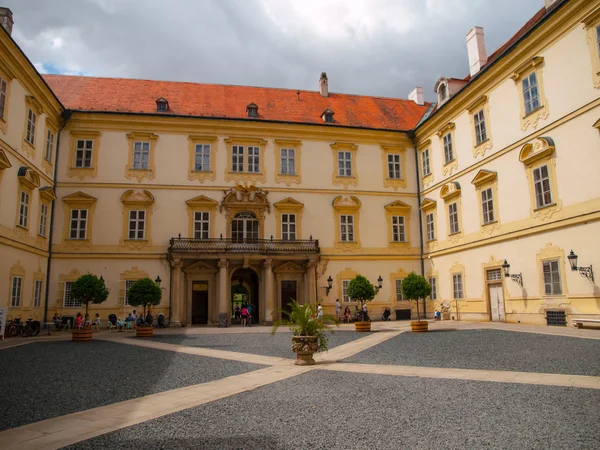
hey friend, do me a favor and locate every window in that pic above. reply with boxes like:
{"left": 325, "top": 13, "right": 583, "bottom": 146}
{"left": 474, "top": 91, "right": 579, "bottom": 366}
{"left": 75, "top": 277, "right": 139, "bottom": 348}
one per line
{"left": 428, "top": 277, "right": 437, "bottom": 300}
{"left": 124, "top": 280, "right": 136, "bottom": 305}
{"left": 395, "top": 279, "right": 403, "bottom": 301}
{"left": 533, "top": 165, "right": 552, "bottom": 209}
{"left": 26, "top": 109, "right": 36, "bottom": 145}
{"left": 18, "top": 191, "right": 29, "bottom": 228}
{"left": 342, "top": 280, "right": 350, "bottom": 302}
{"left": 443, "top": 133, "right": 453, "bottom": 164}
{"left": 543, "top": 260, "right": 562, "bottom": 295}
{"left": 0, "top": 76, "right": 6, "bottom": 120}
{"left": 481, "top": 187, "right": 495, "bottom": 224}
{"left": 387, "top": 154, "right": 401, "bottom": 179}
{"left": 75, "top": 140, "right": 93, "bottom": 168}
{"left": 338, "top": 151, "right": 352, "bottom": 177}
{"left": 247, "top": 106, "right": 258, "bottom": 117}
{"left": 33, "top": 279, "right": 43, "bottom": 307}
{"left": 45, "top": 130, "right": 55, "bottom": 162}
{"left": 438, "top": 84, "right": 447, "bottom": 101}
{"left": 474, "top": 109, "right": 487, "bottom": 145}
{"left": 39, "top": 203, "right": 48, "bottom": 236}
{"left": 69, "top": 209, "right": 88, "bottom": 239}
{"left": 422, "top": 149, "right": 430, "bottom": 177}
{"left": 426, "top": 212, "right": 435, "bottom": 241}
{"left": 340, "top": 215, "right": 354, "bottom": 242}
{"left": 448, "top": 202, "right": 459, "bottom": 234}
{"left": 128, "top": 210, "right": 146, "bottom": 240}
{"left": 281, "top": 213, "right": 296, "bottom": 240}
{"left": 597, "top": 25, "right": 600, "bottom": 56}
{"left": 452, "top": 273, "right": 464, "bottom": 299}
{"left": 194, "top": 144, "right": 211, "bottom": 171}
{"left": 232, "top": 145, "right": 244, "bottom": 172}
{"left": 231, "top": 211, "right": 259, "bottom": 242}
{"left": 11, "top": 276, "right": 22, "bottom": 307}
{"left": 156, "top": 98, "right": 168, "bottom": 112}
{"left": 280, "top": 148, "right": 296, "bottom": 175}
{"left": 194, "top": 211, "right": 210, "bottom": 240}
{"left": 522, "top": 72, "right": 540, "bottom": 115}
{"left": 63, "top": 281, "right": 81, "bottom": 308}
{"left": 324, "top": 112, "right": 334, "bottom": 123}
{"left": 132, "top": 141, "right": 150, "bottom": 169}
{"left": 248, "top": 146, "right": 260, "bottom": 173}
{"left": 487, "top": 269, "right": 502, "bottom": 281}
{"left": 391, "top": 216, "right": 405, "bottom": 242}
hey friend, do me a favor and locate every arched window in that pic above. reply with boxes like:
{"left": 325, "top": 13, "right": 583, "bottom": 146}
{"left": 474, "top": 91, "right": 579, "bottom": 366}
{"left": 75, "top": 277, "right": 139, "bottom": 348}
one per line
{"left": 231, "top": 211, "right": 259, "bottom": 242}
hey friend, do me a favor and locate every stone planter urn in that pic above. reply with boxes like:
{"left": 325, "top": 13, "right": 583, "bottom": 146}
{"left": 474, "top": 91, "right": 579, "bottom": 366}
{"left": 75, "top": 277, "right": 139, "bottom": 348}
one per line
{"left": 291, "top": 336, "right": 319, "bottom": 365}
{"left": 136, "top": 326, "right": 154, "bottom": 338}
{"left": 72, "top": 328, "right": 93, "bottom": 341}
{"left": 410, "top": 321, "right": 429, "bottom": 333}
{"left": 354, "top": 321, "right": 371, "bottom": 332}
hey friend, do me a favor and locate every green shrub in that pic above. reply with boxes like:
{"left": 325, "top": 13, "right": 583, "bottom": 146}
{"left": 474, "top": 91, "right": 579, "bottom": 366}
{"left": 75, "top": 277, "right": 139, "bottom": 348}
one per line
{"left": 126, "top": 277, "right": 162, "bottom": 316}
{"left": 71, "top": 274, "right": 109, "bottom": 315}
{"left": 346, "top": 274, "right": 376, "bottom": 303}
{"left": 401, "top": 272, "right": 431, "bottom": 321}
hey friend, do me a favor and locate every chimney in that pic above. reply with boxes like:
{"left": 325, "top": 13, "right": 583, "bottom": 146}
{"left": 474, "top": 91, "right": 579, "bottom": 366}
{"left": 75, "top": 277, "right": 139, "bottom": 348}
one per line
{"left": 408, "top": 87, "right": 424, "bottom": 106}
{"left": 0, "top": 8, "right": 13, "bottom": 36}
{"left": 319, "top": 72, "right": 328, "bottom": 97}
{"left": 466, "top": 26, "right": 487, "bottom": 77}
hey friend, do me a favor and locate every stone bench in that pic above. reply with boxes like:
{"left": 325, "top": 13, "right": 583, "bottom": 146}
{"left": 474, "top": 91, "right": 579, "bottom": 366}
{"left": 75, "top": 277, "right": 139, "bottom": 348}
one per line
{"left": 572, "top": 318, "right": 600, "bottom": 329}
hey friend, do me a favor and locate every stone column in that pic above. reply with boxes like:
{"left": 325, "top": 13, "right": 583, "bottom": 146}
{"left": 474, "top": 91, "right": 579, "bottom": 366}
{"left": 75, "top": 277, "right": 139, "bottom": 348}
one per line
{"left": 218, "top": 258, "right": 229, "bottom": 328}
{"left": 263, "top": 258, "right": 275, "bottom": 324}
{"left": 305, "top": 258, "right": 318, "bottom": 305}
{"left": 170, "top": 259, "right": 183, "bottom": 327}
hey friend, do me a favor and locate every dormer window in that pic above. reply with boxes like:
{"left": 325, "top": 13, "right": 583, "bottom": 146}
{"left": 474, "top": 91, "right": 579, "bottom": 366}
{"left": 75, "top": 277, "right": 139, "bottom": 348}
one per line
{"left": 156, "top": 98, "right": 168, "bottom": 112}
{"left": 246, "top": 103, "right": 258, "bottom": 118}
{"left": 439, "top": 84, "right": 447, "bottom": 102}
{"left": 322, "top": 109, "right": 335, "bottom": 123}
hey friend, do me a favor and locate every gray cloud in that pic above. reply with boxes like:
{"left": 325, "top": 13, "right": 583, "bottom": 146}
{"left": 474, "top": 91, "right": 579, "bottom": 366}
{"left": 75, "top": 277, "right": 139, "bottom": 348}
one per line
{"left": 6, "top": 0, "right": 542, "bottom": 101}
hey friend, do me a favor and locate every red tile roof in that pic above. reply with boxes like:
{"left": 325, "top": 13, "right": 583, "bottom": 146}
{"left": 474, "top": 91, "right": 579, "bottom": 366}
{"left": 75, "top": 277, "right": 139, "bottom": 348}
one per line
{"left": 43, "top": 74, "right": 431, "bottom": 131}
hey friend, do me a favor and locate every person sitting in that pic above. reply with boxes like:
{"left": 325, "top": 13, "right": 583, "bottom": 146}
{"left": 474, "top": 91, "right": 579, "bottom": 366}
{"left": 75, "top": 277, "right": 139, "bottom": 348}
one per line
{"left": 137, "top": 314, "right": 146, "bottom": 327}
{"left": 108, "top": 314, "right": 117, "bottom": 329}
{"left": 382, "top": 307, "right": 392, "bottom": 321}
{"left": 434, "top": 310, "right": 441, "bottom": 321}
{"left": 52, "top": 313, "right": 61, "bottom": 330}
{"left": 157, "top": 312, "right": 165, "bottom": 328}
{"left": 145, "top": 310, "right": 153, "bottom": 327}
{"left": 75, "top": 313, "right": 83, "bottom": 329}
{"left": 84, "top": 313, "right": 92, "bottom": 328}
{"left": 125, "top": 313, "right": 134, "bottom": 323}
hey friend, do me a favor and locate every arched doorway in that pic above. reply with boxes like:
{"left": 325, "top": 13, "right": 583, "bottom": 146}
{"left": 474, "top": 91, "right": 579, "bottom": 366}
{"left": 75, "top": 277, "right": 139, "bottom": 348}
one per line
{"left": 231, "top": 211, "right": 259, "bottom": 242}
{"left": 231, "top": 268, "right": 260, "bottom": 324}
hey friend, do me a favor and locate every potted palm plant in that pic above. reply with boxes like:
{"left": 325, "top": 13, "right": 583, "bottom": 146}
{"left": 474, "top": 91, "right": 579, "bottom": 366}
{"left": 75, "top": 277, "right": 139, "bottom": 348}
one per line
{"left": 347, "top": 275, "right": 376, "bottom": 332}
{"left": 126, "top": 277, "right": 162, "bottom": 337}
{"left": 70, "top": 274, "right": 109, "bottom": 341}
{"left": 271, "top": 299, "right": 337, "bottom": 365}
{"left": 401, "top": 272, "right": 432, "bottom": 332}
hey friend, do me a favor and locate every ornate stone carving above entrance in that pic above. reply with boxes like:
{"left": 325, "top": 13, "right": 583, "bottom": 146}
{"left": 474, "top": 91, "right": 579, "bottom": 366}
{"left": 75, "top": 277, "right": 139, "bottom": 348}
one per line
{"left": 220, "top": 183, "right": 270, "bottom": 213}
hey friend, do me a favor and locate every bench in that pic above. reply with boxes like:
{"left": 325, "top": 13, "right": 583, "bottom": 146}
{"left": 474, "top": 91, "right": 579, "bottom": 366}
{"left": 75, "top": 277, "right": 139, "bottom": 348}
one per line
{"left": 572, "top": 318, "right": 600, "bottom": 329}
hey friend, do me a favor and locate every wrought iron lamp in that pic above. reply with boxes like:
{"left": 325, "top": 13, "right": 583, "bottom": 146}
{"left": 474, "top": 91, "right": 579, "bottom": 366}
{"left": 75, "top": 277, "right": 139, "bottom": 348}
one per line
{"left": 502, "top": 260, "right": 523, "bottom": 287}
{"left": 567, "top": 250, "right": 594, "bottom": 282}
{"left": 374, "top": 275, "right": 383, "bottom": 293}
{"left": 321, "top": 275, "right": 333, "bottom": 295}
{"left": 155, "top": 275, "right": 162, "bottom": 286}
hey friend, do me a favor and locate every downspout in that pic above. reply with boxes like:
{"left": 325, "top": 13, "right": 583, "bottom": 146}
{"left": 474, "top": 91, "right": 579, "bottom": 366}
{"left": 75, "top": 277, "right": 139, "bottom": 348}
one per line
{"left": 43, "top": 109, "right": 72, "bottom": 326}
{"left": 409, "top": 130, "right": 426, "bottom": 320}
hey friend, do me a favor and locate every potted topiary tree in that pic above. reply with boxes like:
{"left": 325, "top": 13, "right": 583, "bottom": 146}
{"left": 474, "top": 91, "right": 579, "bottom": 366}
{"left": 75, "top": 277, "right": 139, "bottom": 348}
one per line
{"left": 271, "top": 299, "right": 337, "bottom": 365}
{"left": 347, "top": 274, "right": 376, "bottom": 332}
{"left": 401, "top": 272, "right": 432, "bottom": 333}
{"left": 70, "top": 274, "right": 109, "bottom": 341}
{"left": 126, "top": 277, "right": 162, "bottom": 337}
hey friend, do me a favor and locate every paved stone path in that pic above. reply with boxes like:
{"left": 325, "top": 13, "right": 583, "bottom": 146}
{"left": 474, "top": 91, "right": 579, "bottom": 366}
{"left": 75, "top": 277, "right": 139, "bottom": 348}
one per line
{"left": 1, "top": 320, "right": 599, "bottom": 449}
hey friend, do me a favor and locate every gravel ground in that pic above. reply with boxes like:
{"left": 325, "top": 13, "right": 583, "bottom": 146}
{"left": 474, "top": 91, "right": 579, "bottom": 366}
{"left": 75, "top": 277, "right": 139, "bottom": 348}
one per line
{"left": 0, "top": 341, "right": 263, "bottom": 431}
{"left": 147, "top": 330, "right": 370, "bottom": 359}
{"left": 344, "top": 329, "right": 600, "bottom": 376}
{"left": 68, "top": 370, "right": 600, "bottom": 450}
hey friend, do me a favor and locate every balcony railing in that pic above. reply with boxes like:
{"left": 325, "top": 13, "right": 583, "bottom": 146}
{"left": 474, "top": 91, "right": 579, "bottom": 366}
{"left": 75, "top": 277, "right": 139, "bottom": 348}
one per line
{"left": 169, "top": 236, "right": 320, "bottom": 255}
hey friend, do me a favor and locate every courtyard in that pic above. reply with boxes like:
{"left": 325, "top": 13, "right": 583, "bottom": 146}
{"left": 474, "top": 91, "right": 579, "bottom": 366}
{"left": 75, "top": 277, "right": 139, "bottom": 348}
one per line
{"left": 0, "top": 321, "right": 599, "bottom": 449}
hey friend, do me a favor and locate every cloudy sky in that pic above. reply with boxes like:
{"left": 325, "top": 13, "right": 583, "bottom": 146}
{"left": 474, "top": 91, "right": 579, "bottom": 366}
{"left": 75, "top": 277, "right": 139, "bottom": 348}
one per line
{"left": 6, "top": 0, "right": 542, "bottom": 101}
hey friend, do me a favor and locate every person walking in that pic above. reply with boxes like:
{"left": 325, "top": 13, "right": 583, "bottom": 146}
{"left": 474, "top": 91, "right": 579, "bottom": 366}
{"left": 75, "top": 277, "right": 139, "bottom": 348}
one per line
{"left": 335, "top": 299, "right": 341, "bottom": 321}
{"left": 241, "top": 305, "right": 248, "bottom": 327}
{"left": 317, "top": 303, "right": 324, "bottom": 321}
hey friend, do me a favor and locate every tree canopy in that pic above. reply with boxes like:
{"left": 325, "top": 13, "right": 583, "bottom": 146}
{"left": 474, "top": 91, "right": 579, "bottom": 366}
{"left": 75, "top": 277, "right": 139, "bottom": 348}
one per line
{"left": 127, "top": 277, "right": 162, "bottom": 315}
{"left": 71, "top": 274, "right": 109, "bottom": 315}
{"left": 347, "top": 274, "right": 376, "bottom": 303}
{"left": 401, "top": 272, "right": 431, "bottom": 322}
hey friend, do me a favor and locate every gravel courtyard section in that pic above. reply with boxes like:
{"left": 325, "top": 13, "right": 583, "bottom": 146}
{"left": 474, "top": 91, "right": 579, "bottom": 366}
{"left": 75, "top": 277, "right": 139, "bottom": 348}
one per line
{"left": 343, "top": 329, "right": 600, "bottom": 376}
{"left": 0, "top": 340, "right": 264, "bottom": 431}
{"left": 68, "top": 370, "right": 600, "bottom": 450}
{"left": 147, "top": 330, "right": 371, "bottom": 358}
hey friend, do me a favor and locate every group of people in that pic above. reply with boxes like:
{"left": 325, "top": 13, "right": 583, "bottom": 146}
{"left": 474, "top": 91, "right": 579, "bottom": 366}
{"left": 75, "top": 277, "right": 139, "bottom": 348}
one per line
{"left": 52, "top": 310, "right": 165, "bottom": 330}
{"left": 52, "top": 312, "right": 101, "bottom": 330}
{"left": 319, "top": 300, "right": 371, "bottom": 323}
{"left": 233, "top": 304, "right": 255, "bottom": 326}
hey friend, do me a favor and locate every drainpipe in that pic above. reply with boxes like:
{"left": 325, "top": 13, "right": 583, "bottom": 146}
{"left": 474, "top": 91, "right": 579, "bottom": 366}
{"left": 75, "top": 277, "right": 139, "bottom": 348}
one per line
{"left": 410, "top": 131, "right": 426, "bottom": 319}
{"left": 43, "top": 110, "right": 72, "bottom": 327}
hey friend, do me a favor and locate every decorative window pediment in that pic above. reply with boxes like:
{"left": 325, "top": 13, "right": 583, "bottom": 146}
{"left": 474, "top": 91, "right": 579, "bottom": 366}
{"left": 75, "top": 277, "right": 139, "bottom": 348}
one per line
{"left": 273, "top": 261, "right": 305, "bottom": 274}
{"left": 436, "top": 122, "right": 455, "bottom": 138}
{"left": 420, "top": 198, "right": 437, "bottom": 210}
{"left": 0, "top": 149, "right": 12, "bottom": 170}
{"left": 332, "top": 195, "right": 361, "bottom": 211}
{"left": 39, "top": 186, "right": 56, "bottom": 202}
{"left": 62, "top": 191, "right": 98, "bottom": 205}
{"left": 274, "top": 197, "right": 304, "bottom": 211}
{"left": 384, "top": 200, "right": 411, "bottom": 212}
{"left": 471, "top": 169, "right": 497, "bottom": 187}
{"left": 17, "top": 166, "right": 40, "bottom": 190}
{"left": 440, "top": 181, "right": 461, "bottom": 201}
{"left": 510, "top": 56, "right": 544, "bottom": 82}
{"left": 186, "top": 195, "right": 218, "bottom": 209}
{"left": 121, "top": 189, "right": 155, "bottom": 206}
{"left": 519, "top": 136, "right": 555, "bottom": 166}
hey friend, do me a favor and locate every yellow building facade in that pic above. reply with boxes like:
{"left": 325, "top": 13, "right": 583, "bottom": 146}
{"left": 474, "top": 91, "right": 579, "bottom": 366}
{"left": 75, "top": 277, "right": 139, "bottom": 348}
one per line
{"left": 0, "top": 0, "right": 599, "bottom": 327}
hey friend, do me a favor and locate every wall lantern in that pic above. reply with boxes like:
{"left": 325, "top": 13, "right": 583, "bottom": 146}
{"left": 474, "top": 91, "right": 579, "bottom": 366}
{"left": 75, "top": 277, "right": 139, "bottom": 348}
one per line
{"left": 374, "top": 275, "right": 383, "bottom": 294}
{"left": 502, "top": 260, "right": 523, "bottom": 287}
{"left": 155, "top": 275, "right": 162, "bottom": 286}
{"left": 322, "top": 275, "right": 333, "bottom": 296}
{"left": 567, "top": 250, "right": 594, "bottom": 282}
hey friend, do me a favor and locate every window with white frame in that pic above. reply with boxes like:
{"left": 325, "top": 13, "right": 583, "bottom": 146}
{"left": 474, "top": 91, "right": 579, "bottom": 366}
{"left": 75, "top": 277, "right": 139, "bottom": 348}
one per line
{"left": 124, "top": 280, "right": 136, "bottom": 305}
{"left": 18, "top": 191, "right": 29, "bottom": 228}
{"left": 63, "top": 281, "right": 81, "bottom": 308}
{"left": 481, "top": 187, "right": 495, "bottom": 224}
{"left": 391, "top": 216, "right": 405, "bottom": 242}
{"left": 132, "top": 141, "right": 150, "bottom": 169}
{"left": 45, "top": 130, "right": 55, "bottom": 162}
{"left": 452, "top": 273, "right": 464, "bottom": 299}
{"left": 194, "top": 211, "right": 210, "bottom": 240}
{"left": 281, "top": 213, "right": 296, "bottom": 240}
{"left": 340, "top": 214, "right": 354, "bottom": 242}
{"left": 248, "top": 146, "right": 260, "bottom": 172}
{"left": 342, "top": 280, "right": 351, "bottom": 302}
{"left": 443, "top": 133, "right": 453, "bottom": 164}
{"left": 387, "top": 154, "right": 401, "bottom": 179}
{"left": 0, "top": 77, "right": 6, "bottom": 120}
{"left": 39, "top": 203, "right": 48, "bottom": 236}
{"left": 522, "top": 72, "right": 540, "bottom": 115}
{"left": 128, "top": 210, "right": 146, "bottom": 240}
{"left": 395, "top": 279, "right": 403, "bottom": 301}
{"left": 26, "top": 109, "right": 36, "bottom": 145}
{"left": 69, "top": 209, "right": 88, "bottom": 239}
{"left": 543, "top": 260, "right": 562, "bottom": 295}
{"left": 426, "top": 212, "right": 435, "bottom": 241}
{"left": 75, "top": 139, "right": 93, "bottom": 168}
{"left": 232, "top": 145, "right": 244, "bottom": 172}
{"left": 280, "top": 148, "right": 296, "bottom": 175}
{"left": 448, "top": 202, "right": 459, "bottom": 234}
{"left": 533, "top": 165, "right": 552, "bottom": 209}
{"left": 11, "top": 276, "right": 22, "bottom": 307}
{"left": 474, "top": 109, "right": 487, "bottom": 145}
{"left": 33, "top": 279, "right": 43, "bottom": 307}
{"left": 194, "top": 144, "right": 211, "bottom": 171}
{"left": 338, "top": 151, "right": 352, "bottom": 177}
{"left": 428, "top": 277, "right": 437, "bottom": 300}
{"left": 422, "top": 149, "right": 430, "bottom": 177}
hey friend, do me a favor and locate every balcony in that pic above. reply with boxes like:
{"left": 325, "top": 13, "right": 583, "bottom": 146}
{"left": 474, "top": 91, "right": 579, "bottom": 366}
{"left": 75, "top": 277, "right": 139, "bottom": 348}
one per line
{"left": 169, "top": 236, "right": 320, "bottom": 255}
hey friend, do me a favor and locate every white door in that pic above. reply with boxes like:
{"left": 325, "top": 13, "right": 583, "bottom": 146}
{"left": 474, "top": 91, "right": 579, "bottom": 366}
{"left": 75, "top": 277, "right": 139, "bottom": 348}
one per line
{"left": 488, "top": 284, "right": 505, "bottom": 322}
